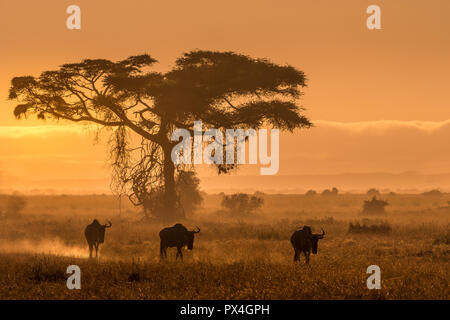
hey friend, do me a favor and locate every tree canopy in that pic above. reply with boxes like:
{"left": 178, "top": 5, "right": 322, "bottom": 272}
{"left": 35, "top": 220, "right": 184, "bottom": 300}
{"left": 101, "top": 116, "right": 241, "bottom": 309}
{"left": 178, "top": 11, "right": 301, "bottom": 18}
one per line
{"left": 9, "top": 50, "right": 311, "bottom": 221}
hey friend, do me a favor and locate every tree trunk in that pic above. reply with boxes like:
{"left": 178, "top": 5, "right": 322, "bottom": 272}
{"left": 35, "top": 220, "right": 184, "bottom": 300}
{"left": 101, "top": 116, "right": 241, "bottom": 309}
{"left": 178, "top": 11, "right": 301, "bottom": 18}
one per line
{"left": 162, "top": 143, "right": 184, "bottom": 223}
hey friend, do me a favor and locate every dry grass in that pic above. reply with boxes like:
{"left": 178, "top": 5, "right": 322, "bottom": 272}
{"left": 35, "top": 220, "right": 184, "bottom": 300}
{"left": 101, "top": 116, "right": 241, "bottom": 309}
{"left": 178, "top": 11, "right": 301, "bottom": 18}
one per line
{"left": 0, "top": 193, "right": 448, "bottom": 299}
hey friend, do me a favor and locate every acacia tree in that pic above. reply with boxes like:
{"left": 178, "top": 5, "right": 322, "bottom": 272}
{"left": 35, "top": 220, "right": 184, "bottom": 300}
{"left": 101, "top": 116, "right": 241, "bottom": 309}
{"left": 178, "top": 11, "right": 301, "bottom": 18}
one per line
{"left": 9, "top": 50, "right": 311, "bottom": 221}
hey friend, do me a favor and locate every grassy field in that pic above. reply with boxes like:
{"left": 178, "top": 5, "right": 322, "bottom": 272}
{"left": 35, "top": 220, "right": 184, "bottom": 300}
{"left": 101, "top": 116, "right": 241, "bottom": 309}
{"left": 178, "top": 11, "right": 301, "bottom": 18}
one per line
{"left": 0, "top": 193, "right": 448, "bottom": 299}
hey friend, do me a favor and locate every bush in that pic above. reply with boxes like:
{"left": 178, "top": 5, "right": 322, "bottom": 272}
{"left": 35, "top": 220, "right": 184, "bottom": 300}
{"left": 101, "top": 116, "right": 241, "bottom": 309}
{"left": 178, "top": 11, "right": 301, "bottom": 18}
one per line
{"left": 253, "top": 191, "right": 266, "bottom": 197}
{"left": 176, "top": 171, "right": 204, "bottom": 215}
{"left": 321, "top": 187, "right": 338, "bottom": 196}
{"left": 221, "top": 193, "right": 264, "bottom": 216}
{"left": 361, "top": 196, "right": 388, "bottom": 215}
{"left": 422, "top": 189, "right": 443, "bottom": 196}
{"left": 366, "top": 188, "right": 381, "bottom": 197}
{"left": 305, "top": 190, "right": 317, "bottom": 196}
{"left": 5, "top": 194, "right": 27, "bottom": 217}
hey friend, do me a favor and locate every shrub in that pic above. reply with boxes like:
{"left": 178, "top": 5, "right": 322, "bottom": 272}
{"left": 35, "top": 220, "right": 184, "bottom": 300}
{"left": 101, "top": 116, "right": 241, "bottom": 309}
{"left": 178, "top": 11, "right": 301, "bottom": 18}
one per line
{"left": 361, "top": 196, "right": 388, "bottom": 215}
{"left": 176, "top": 171, "right": 204, "bottom": 215}
{"left": 5, "top": 194, "right": 27, "bottom": 217}
{"left": 221, "top": 193, "right": 264, "bottom": 216}
{"left": 321, "top": 187, "right": 338, "bottom": 196}
{"left": 366, "top": 188, "right": 381, "bottom": 197}
{"left": 422, "top": 189, "right": 443, "bottom": 196}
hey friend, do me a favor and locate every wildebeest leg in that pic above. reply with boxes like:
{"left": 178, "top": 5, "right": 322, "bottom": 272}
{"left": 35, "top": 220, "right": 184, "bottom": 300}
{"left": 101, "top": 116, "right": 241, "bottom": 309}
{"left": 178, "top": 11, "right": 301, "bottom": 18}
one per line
{"left": 88, "top": 243, "right": 93, "bottom": 259}
{"left": 176, "top": 247, "right": 183, "bottom": 261}
{"left": 160, "top": 243, "right": 167, "bottom": 260}
{"left": 304, "top": 251, "right": 310, "bottom": 264}
{"left": 294, "top": 250, "right": 300, "bottom": 262}
{"left": 95, "top": 243, "right": 99, "bottom": 258}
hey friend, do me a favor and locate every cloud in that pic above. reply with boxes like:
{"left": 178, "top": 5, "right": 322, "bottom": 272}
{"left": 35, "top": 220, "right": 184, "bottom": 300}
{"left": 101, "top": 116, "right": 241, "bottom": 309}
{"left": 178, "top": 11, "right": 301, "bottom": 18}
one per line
{"left": 1, "top": 119, "right": 450, "bottom": 185}
{"left": 280, "top": 118, "right": 450, "bottom": 175}
{"left": 0, "top": 153, "right": 82, "bottom": 160}
{"left": 0, "top": 125, "right": 97, "bottom": 138}
{"left": 313, "top": 119, "right": 450, "bottom": 133}
{"left": 2, "top": 119, "right": 450, "bottom": 138}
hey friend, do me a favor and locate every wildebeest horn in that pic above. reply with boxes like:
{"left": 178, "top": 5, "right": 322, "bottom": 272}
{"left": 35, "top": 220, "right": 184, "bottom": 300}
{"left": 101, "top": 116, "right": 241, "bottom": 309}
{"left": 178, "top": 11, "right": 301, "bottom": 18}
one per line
{"left": 315, "top": 228, "right": 325, "bottom": 238}
{"left": 105, "top": 220, "right": 112, "bottom": 228}
{"left": 193, "top": 226, "right": 200, "bottom": 233}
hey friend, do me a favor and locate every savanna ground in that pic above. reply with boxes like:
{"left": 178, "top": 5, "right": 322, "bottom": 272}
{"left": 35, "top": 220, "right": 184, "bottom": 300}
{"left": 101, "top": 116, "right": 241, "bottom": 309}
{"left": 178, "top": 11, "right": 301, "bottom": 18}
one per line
{"left": 0, "top": 193, "right": 448, "bottom": 299}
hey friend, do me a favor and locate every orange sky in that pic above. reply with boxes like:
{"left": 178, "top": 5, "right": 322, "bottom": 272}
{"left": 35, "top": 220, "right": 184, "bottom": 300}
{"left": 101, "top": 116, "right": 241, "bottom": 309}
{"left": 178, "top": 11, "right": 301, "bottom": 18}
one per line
{"left": 1, "top": 0, "right": 449, "bottom": 192}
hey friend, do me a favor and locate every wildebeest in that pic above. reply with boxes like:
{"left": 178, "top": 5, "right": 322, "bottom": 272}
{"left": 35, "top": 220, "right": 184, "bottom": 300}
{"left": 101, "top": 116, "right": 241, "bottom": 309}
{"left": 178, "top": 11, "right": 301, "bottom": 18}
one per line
{"left": 290, "top": 226, "right": 325, "bottom": 264}
{"left": 84, "top": 219, "right": 112, "bottom": 258}
{"left": 159, "top": 223, "right": 200, "bottom": 260}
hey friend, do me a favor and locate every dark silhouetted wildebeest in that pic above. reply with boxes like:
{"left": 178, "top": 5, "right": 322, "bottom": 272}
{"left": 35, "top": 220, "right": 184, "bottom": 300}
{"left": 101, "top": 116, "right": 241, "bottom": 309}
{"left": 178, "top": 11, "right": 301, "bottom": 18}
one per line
{"left": 84, "top": 219, "right": 112, "bottom": 258}
{"left": 159, "top": 223, "right": 200, "bottom": 260}
{"left": 290, "top": 226, "right": 325, "bottom": 264}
